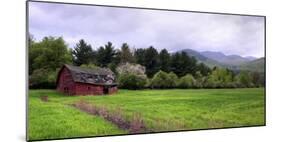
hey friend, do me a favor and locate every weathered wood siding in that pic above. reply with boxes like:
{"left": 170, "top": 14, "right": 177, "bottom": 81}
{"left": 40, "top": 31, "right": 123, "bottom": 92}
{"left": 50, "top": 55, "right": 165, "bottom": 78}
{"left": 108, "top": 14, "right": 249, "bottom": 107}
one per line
{"left": 74, "top": 82, "right": 104, "bottom": 95}
{"left": 108, "top": 86, "right": 118, "bottom": 94}
{"left": 56, "top": 67, "right": 76, "bottom": 95}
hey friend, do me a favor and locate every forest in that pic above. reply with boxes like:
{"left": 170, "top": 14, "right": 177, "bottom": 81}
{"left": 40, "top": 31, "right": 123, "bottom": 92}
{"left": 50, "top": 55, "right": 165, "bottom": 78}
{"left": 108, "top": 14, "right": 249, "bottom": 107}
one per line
{"left": 28, "top": 36, "right": 265, "bottom": 89}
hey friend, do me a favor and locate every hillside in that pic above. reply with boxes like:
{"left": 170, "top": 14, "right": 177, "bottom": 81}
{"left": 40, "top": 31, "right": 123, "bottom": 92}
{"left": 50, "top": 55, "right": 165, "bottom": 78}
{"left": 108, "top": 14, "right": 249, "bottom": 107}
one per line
{"left": 180, "top": 49, "right": 226, "bottom": 68}
{"left": 239, "top": 57, "right": 265, "bottom": 72}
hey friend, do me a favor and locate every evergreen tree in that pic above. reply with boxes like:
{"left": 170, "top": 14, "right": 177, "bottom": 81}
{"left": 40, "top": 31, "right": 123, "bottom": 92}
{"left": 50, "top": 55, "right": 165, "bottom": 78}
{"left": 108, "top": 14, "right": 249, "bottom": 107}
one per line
{"left": 135, "top": 48, "right": 146, "bottom": 65}
{"left": 120, "top": 43, "right": 135, "bottom": 63}
{"left": 170, "top": 52, "right": 182, "bottom": 76}
{"left": 96, "top": 42, "right": 116, "bottom": 67}
{"left": 185, "top": 54, "right": 197, "bottom": 75}
{"left": 143, "top": 46, "right": 159, "bottom": 77}
{"left": 159, "top": 49, "right": 170, "bottom": 72}
{"left": 170, "top": 52, "right": 196, "bottom": 77}
{"left": 71, "top": 39, "right": 95, "bottom": 66}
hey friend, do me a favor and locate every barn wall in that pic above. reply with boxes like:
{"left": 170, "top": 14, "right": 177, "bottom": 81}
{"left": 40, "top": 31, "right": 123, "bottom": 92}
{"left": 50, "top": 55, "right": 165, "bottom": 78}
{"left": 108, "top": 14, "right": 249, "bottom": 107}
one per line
{"left": 56, "top": 67, "right": 76, "bottom": 95}
{"left": 57, "top": 66, "right": 118, "bottom": 95}
{"left": 74, "top": 82, "right": 104, "bottom": 95}
{"left": 108, "top": 86, "right": 118, "bottom": 94}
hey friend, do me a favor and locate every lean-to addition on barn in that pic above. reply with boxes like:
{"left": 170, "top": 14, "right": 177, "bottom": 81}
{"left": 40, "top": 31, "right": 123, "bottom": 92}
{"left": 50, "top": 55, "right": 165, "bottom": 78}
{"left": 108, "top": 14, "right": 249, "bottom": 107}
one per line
{"left": 56, "top": 64, "right": 118, "bottom": 95}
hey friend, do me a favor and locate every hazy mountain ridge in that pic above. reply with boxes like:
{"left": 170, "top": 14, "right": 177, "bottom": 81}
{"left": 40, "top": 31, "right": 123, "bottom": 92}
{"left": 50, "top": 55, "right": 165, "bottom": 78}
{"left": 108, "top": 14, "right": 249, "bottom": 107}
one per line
{"left": 200, "top": 51, "right": 257, "bottom": 66}
{"left": 180, "top": 49, "right": 264, "bottom": 72}
{"left": 180, "top": 49, "right": 227, "bottom": 68}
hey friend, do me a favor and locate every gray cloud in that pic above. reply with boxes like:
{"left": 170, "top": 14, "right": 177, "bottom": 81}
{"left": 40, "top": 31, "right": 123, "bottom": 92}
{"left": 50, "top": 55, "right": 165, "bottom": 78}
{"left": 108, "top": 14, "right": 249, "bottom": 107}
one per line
{"left": 29, "top": 2, "right": 265, "bottom": 57}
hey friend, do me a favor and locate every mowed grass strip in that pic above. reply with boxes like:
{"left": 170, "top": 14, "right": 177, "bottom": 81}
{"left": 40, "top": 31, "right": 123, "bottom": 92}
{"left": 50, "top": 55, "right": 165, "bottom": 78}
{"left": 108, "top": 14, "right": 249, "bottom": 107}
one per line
{"left": 28, "top": 88, "right": 265, "bottom": 140}
{"left": 72, "top": 100, "right": 146, "bottom": 133}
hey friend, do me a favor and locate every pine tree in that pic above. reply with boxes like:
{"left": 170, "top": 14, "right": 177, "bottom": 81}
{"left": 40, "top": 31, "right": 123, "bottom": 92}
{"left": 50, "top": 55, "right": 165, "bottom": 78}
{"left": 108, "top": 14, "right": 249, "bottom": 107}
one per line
{"left": 71, "top": 39, "right": 95, "bottom": 66}
{"left": 120, "top": 43, "right": 135, "bottom": 63}
{"left": 143, "top": 46, "right": 159, "bottom": 77}
{"left": 159, "top": 49, "right": 170, "bottom": 72}
{"left": 96, "top": 42, "right": 116, "bottom": 67}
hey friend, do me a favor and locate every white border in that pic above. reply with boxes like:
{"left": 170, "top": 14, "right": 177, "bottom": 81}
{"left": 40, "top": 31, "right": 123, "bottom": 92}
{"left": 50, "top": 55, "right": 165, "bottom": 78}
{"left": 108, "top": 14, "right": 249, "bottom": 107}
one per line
{"left": 1, "top": 0, "right": 280, "bottom": 142}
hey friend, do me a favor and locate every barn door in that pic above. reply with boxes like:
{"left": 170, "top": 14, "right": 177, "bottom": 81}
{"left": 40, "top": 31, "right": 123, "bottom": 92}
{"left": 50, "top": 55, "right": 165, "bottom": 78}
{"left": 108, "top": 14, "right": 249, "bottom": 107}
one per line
{"left": 103, "top": 87, "right": 109, "bottom": 95}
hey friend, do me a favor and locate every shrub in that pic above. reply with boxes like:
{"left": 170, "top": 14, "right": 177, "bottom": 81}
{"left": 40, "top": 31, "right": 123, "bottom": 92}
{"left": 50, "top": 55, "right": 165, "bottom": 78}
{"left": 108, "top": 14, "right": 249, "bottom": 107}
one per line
{"left": 206, "top": 67, "right": 234, "bottom": 88}
{"left": 178, "top": 74, "right": 196, "bottom": 88}
{"left": 118, "top": 73, "right": 147, "bottom": 89}
{"left": 150, "top": 71, "right": 178, "bottom": 88}
{"left": 117, "top": 63, "right": 148, "bottom": 89}
{"left": 116, "top": 63, "right": 146, "bottom": 77}
{"left": 29, "top": 68, "right": 57, "bottom": 89}
{"left": 235, "top": 71, "right": 253, "bottom": 88}
{"left": 150, "top": 71, "right": 169, "bottom": 88}
{"left": 167, "top": 72, "right": 178, "bottom": 88}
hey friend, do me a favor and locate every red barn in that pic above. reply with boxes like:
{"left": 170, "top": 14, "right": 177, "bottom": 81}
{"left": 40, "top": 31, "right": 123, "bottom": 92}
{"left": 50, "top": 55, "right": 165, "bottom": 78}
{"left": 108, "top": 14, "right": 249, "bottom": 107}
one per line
{"left": 56, "top": 64, "right": 118, "bottom": 95}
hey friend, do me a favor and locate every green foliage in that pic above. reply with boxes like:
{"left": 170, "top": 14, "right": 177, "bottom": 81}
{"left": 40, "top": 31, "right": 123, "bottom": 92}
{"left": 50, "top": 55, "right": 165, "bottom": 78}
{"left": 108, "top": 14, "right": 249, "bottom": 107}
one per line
{"left": 117, "top": 63, "right": 148, "bottom": 89}
{"left": 119, "top": 43, "right": 135, "bottom": 63}
{"left": 29, "top": 36, "right": 72, "bottom": 74}
{"left": 28, "top": 36, "right": 263, "bottom": 89}
{"left": 134, "top": 48, "right": 146, "bottom": 65}
{"left": 143, "top": 46, "right": 159, "bottom": 78}
{"left": 159, "top": 49, "right": 170, "bottom": 72}
{"left": 150, "top": 71, "right": 178, "bottom": 88}
{"left": 170, "top": 52, "right": 197, "bottom": 77}
{"left": 96, "top": 42, "right": 116, "bottom": 67}
{"left": 170, "top": 52, "right": 181, "bottom": 76}
{"left": 206, "top": 67, "right": 234, "bottom": 88}
{"left": 236, "top": 71, "right": 254, "bottom": 88}
{"left": 71, "top": 39, "right": 95, "bottom": 66}
{"left": 193, "top": 71, "right": 205, "bottom": 88}
{"left": 29, "top": 36, "right": 72, "bottom": 88}
{"left": 167, "top": 72, "right": 178, "bottom": 88}
{"left": 29, "top": 68, "right": 58, "bottom": 89}
{"left": 196, "top": 63, "right": 211, "bottom": 76}
{"left": 118, "top": 73, "right": 147, "bottom": 89}
{"left": 150, "top": 71, "right": 168, "bottom": 88}
{"left": 108, "top": 63, "right": 118, "bottom": 74}
{"left": 178, "top": 74, "right": 196, "bottom": 88}
{"left": 249, "top": 72, "right": 264, "bottom": 87}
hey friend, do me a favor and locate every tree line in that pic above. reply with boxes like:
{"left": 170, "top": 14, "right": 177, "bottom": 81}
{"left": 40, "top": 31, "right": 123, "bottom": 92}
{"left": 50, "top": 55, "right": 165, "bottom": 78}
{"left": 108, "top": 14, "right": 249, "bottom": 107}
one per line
{"left": 29, "top": 36, "right": 264, "bottom": 89}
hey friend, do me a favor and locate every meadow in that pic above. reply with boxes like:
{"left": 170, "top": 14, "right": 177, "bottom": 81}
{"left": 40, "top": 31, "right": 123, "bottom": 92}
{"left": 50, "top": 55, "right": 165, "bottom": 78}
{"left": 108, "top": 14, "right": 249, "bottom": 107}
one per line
{"left": 28, "top": 88, "right": 265, "bottom": 140}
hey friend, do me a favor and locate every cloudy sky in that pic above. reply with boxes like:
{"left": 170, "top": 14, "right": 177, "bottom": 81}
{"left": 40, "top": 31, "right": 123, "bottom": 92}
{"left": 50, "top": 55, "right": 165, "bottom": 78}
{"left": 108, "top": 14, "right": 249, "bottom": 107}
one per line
{"left": 28, "top": 1, "right": 265, "bottom": 58}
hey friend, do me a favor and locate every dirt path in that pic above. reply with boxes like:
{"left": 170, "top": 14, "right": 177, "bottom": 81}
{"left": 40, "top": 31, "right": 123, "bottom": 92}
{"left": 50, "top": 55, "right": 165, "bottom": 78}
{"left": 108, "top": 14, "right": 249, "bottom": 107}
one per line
{"left": 71, "top": 100, "right": 146, "bottom": 133}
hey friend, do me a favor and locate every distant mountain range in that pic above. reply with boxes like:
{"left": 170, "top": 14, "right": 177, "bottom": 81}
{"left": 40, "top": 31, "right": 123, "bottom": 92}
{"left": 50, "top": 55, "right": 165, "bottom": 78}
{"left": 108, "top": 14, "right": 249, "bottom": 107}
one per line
{"left": 180, "top": 48, "right": 264, "bottom": 72}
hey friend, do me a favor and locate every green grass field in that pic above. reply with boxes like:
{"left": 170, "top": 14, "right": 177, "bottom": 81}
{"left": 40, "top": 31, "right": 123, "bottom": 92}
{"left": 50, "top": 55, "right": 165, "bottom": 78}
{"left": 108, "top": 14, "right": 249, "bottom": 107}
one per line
{"left": 28, "top": 88, "right": 265, "bottom": 140}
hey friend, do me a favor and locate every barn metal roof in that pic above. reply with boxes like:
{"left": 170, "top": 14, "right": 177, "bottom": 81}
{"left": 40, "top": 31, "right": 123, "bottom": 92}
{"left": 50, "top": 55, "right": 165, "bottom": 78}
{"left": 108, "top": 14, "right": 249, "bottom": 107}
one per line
{"left": 63, "top": 64, "right": 117, "bottom": 86}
